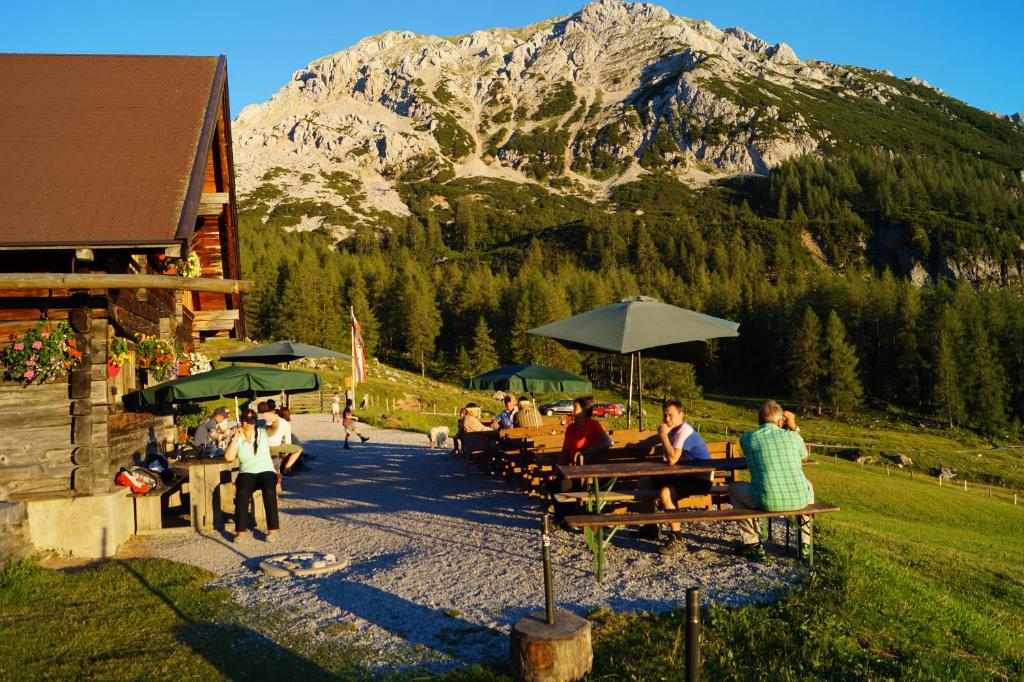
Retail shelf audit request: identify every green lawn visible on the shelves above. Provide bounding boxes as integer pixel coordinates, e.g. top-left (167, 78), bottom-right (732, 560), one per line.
top-left (591, 456), bottom-right (1024, 680)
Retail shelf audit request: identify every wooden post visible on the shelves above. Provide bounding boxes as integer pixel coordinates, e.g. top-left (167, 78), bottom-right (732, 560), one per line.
top-left (939, 476), bottom-right (942, 487)
top-left (964, 478), bottom-right (967, 492)
top-left (510, 611), bottom-right (592, 682)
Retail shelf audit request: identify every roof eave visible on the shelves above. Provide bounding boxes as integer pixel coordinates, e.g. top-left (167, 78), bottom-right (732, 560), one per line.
top-left (175, 54), bottom-right (228, 244)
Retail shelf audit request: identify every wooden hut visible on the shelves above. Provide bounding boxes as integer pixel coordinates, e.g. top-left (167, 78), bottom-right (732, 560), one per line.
top-left (0, 54), bottom-right (250, 560)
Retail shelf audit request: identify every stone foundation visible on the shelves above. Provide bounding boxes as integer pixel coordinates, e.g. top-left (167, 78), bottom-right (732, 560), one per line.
top-left (26, 488), bottom-right (134, 559)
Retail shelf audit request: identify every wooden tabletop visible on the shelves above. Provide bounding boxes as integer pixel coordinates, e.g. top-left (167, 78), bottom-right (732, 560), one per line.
top-left (557, 460), bottom-right (720, 479)
top-left (557, 456), bottom-right (815, 479)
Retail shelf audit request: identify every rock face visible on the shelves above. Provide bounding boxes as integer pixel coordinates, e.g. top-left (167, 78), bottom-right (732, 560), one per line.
top-left (233, 0), bottom-right (1022, 253)
top-left (1009, 112), bottom-right (1024, 126)
top-left (233, 0), bottom-right (927, 237)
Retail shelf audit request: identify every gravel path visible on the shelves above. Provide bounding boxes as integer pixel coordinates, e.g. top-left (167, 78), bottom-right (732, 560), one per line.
top-left (143, 413), bottom-right (804, 673)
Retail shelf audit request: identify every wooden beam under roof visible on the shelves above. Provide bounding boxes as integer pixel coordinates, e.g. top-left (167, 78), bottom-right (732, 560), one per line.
top-left (0, 273), bottom-right (252, 294)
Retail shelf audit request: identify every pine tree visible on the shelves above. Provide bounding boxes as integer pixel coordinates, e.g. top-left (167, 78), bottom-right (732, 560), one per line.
top-left (397, 267), bottom-right (441, 376)
top-left (789, 307), bottom-right (823, 414)
top-left (454, 345), bottom-right (474, 381)
top-left (470, 315), bottom-right (498, 370)
top-left (454, 197), bottom-right (479, 251)
top-left (964, 321), bottom-right (1008, 436)
top-left (932, 311), bottom-right (966, 429)
top-left (822, 311), bottom-right (862, 415)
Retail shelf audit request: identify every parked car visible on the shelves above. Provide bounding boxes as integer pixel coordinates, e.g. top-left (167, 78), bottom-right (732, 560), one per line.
top-left (591, 403), bottom-right (626, 418)
top-left (538, 399), bottom-right (574, 417)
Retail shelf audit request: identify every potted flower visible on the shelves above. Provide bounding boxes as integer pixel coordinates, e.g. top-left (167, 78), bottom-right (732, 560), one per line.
top-left (2, 321), bottom-right (82, 385)
top-left (107, 337), bottom-right (134, 377)
top-left (135, 335), bottom-right (179, 382)
top-left (185, 350), bottom-right (213, 374)
top-left (175, 251), bottom-right (202, 278)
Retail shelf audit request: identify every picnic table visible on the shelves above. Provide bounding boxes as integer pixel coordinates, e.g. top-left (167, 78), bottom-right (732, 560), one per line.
top-left (178, 457), bottom-right (279, 531)
top-left (558, 457), bottom-right (817, 581)
top-left (557, 460), bottom-right (719, 581)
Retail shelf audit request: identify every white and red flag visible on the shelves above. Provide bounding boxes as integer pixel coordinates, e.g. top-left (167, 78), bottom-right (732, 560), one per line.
top-left (351, 309), bottom-right (366, 383)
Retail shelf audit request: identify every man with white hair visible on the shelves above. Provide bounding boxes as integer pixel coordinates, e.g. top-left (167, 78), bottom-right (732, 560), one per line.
top-left (729, 400), bottom-right (814, 561)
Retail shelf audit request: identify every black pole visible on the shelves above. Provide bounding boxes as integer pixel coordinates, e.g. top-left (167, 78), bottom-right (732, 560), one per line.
top-left (686, 587), bottom-right (701, 682)
top-left (542, 514), bottom-right (555, 625)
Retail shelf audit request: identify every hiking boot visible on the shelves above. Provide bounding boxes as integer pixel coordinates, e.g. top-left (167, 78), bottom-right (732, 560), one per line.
top-left (360, 435), bottom-right (370, 443)
top-left (737, 542), bottom-right (768, 561)
top-left (657, 534), bottom-right (687, 556)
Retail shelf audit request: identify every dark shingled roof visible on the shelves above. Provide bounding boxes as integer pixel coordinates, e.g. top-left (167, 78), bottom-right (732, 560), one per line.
top-left (0, 54), bottom-right (220, 247)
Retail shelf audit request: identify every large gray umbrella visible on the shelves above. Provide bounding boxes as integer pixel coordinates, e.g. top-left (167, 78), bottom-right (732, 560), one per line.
top-left (220, 340), bottom-right (350, 364)
top-left (528, 296), bottom-right (739, 428)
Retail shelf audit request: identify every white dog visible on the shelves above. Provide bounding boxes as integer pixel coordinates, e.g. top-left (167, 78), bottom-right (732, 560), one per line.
top-left (427, 426), bottom-right (449, 449)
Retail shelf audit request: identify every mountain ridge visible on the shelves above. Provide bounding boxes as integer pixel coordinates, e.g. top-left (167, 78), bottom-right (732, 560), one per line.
top-left (232, 0), bottom-right (1024, 248)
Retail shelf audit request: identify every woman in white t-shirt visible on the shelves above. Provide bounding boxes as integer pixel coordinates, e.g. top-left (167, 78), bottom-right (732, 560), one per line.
top-left (259, 403), bottom-right (303, 478)
top-left (331, 392), bottom-right (341, 423)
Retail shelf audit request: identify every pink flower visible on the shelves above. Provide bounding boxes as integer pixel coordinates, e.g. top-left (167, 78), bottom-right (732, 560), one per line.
top-left (13, 342), bottom-right (23, 350)
top-left (26, 357), bottom-right (36, 366)
top-left (22, 370), bottom-right (35, 380)
top-left (31, 341), bottom-right (43, 350)
top-left (41, 332), bottom-right (50, 339)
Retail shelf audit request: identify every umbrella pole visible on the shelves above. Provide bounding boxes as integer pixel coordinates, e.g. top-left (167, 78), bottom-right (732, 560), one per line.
top-left (626, 353), bottom-right (635, 429)
top-left (638, 351), bottom-right (644, 431)
top-left (234, 396), bottom-right (239, 422)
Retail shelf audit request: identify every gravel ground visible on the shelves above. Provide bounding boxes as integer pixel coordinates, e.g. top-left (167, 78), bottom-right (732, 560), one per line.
top-left (143, 413), bottom-right (805, 673)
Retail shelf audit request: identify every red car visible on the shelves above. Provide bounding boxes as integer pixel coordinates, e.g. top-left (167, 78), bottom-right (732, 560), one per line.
top-left (591, 403), bottom-right (625, 418)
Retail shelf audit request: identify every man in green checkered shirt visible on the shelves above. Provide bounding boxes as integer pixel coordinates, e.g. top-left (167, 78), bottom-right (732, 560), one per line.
top-left (730, 400), bottom-right (813, 559)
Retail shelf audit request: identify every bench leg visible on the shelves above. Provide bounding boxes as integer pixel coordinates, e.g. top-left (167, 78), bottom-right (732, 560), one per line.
top-left (798, 515), bottom-right (815, 567)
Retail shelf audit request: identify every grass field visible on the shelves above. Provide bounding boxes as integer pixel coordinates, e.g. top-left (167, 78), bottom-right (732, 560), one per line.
top-left (4, 452), bottom-right (1021, 680)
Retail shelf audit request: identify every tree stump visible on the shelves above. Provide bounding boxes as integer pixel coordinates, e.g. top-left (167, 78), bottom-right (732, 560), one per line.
top-left (510, 610), bottom-right (592, 682)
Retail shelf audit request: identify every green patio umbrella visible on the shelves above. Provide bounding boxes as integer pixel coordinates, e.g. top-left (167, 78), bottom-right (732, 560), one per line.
top-left (467, 364), bottom-right (592, 394)
top-left (123, 365), bottom-right (321, 410)
top-left (219, 340), bottom-right (350, 364)
top-left (528, 296), bottom-right (739, 428)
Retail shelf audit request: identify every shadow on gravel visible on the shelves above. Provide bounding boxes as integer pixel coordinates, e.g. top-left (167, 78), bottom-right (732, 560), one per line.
top-left (314, 576), bottom-right (506, 667)
top-left (281, 438), bottom-right (541, 533)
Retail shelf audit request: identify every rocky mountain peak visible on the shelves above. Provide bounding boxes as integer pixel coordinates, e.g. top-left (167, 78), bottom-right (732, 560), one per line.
top-left (231, 1), bottom-right (979, 240)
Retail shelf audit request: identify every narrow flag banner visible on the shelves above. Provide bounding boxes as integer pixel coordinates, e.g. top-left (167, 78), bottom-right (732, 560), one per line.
top-left (352, 310), bottom-right (366, 383)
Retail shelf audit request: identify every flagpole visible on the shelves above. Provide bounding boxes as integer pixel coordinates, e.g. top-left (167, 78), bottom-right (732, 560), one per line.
top-left (350, 306), bottom-right (357, 409)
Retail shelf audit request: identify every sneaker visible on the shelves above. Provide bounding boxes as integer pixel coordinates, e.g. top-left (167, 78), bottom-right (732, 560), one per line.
top-left (736, 542), bottom-right (768, 561)
top-left (657, 535), bottom-right (687, 556)
top-left (360, 436), bottom-right (370, 443)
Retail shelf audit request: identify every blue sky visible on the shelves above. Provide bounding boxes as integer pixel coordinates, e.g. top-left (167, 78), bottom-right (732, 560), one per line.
top-left (3, 1), bottom-right (1021, 117)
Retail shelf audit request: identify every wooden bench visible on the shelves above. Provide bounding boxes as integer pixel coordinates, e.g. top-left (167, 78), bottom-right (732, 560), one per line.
top-left (565, 502), bottom-right (840, 578)
top-left (131, 470), bottom-right (189, 534)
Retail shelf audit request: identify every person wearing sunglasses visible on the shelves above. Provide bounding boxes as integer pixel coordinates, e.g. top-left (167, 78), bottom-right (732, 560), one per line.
top-left (224, 406), bottom-right (280, 542)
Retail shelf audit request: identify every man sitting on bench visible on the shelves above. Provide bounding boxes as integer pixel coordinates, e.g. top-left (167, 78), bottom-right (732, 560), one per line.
top-left (730, 400), bottom-right (813, 561)
top-left (653, 400), bottom-right (713, 556)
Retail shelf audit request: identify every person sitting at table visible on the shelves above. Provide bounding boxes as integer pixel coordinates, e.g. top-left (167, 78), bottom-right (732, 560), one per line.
top-left (730, 400), bottom-right (814, 561)
top-left (653, 400), bottom-right (713, 556)
top-left (259, 402), bottom-right (303, 478)
top-left (194, 406), bottom-right (232, 457)
top-left (550, 397), bottom-right (614, 525)
top-left (492, 394), bottom-right (518, 429)
top-left (513, 396), bottom-right (544, 429)
top-left (224, 407), bottom-right (279, 542)
top-left (460, 403), bottom-right (493, 433)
